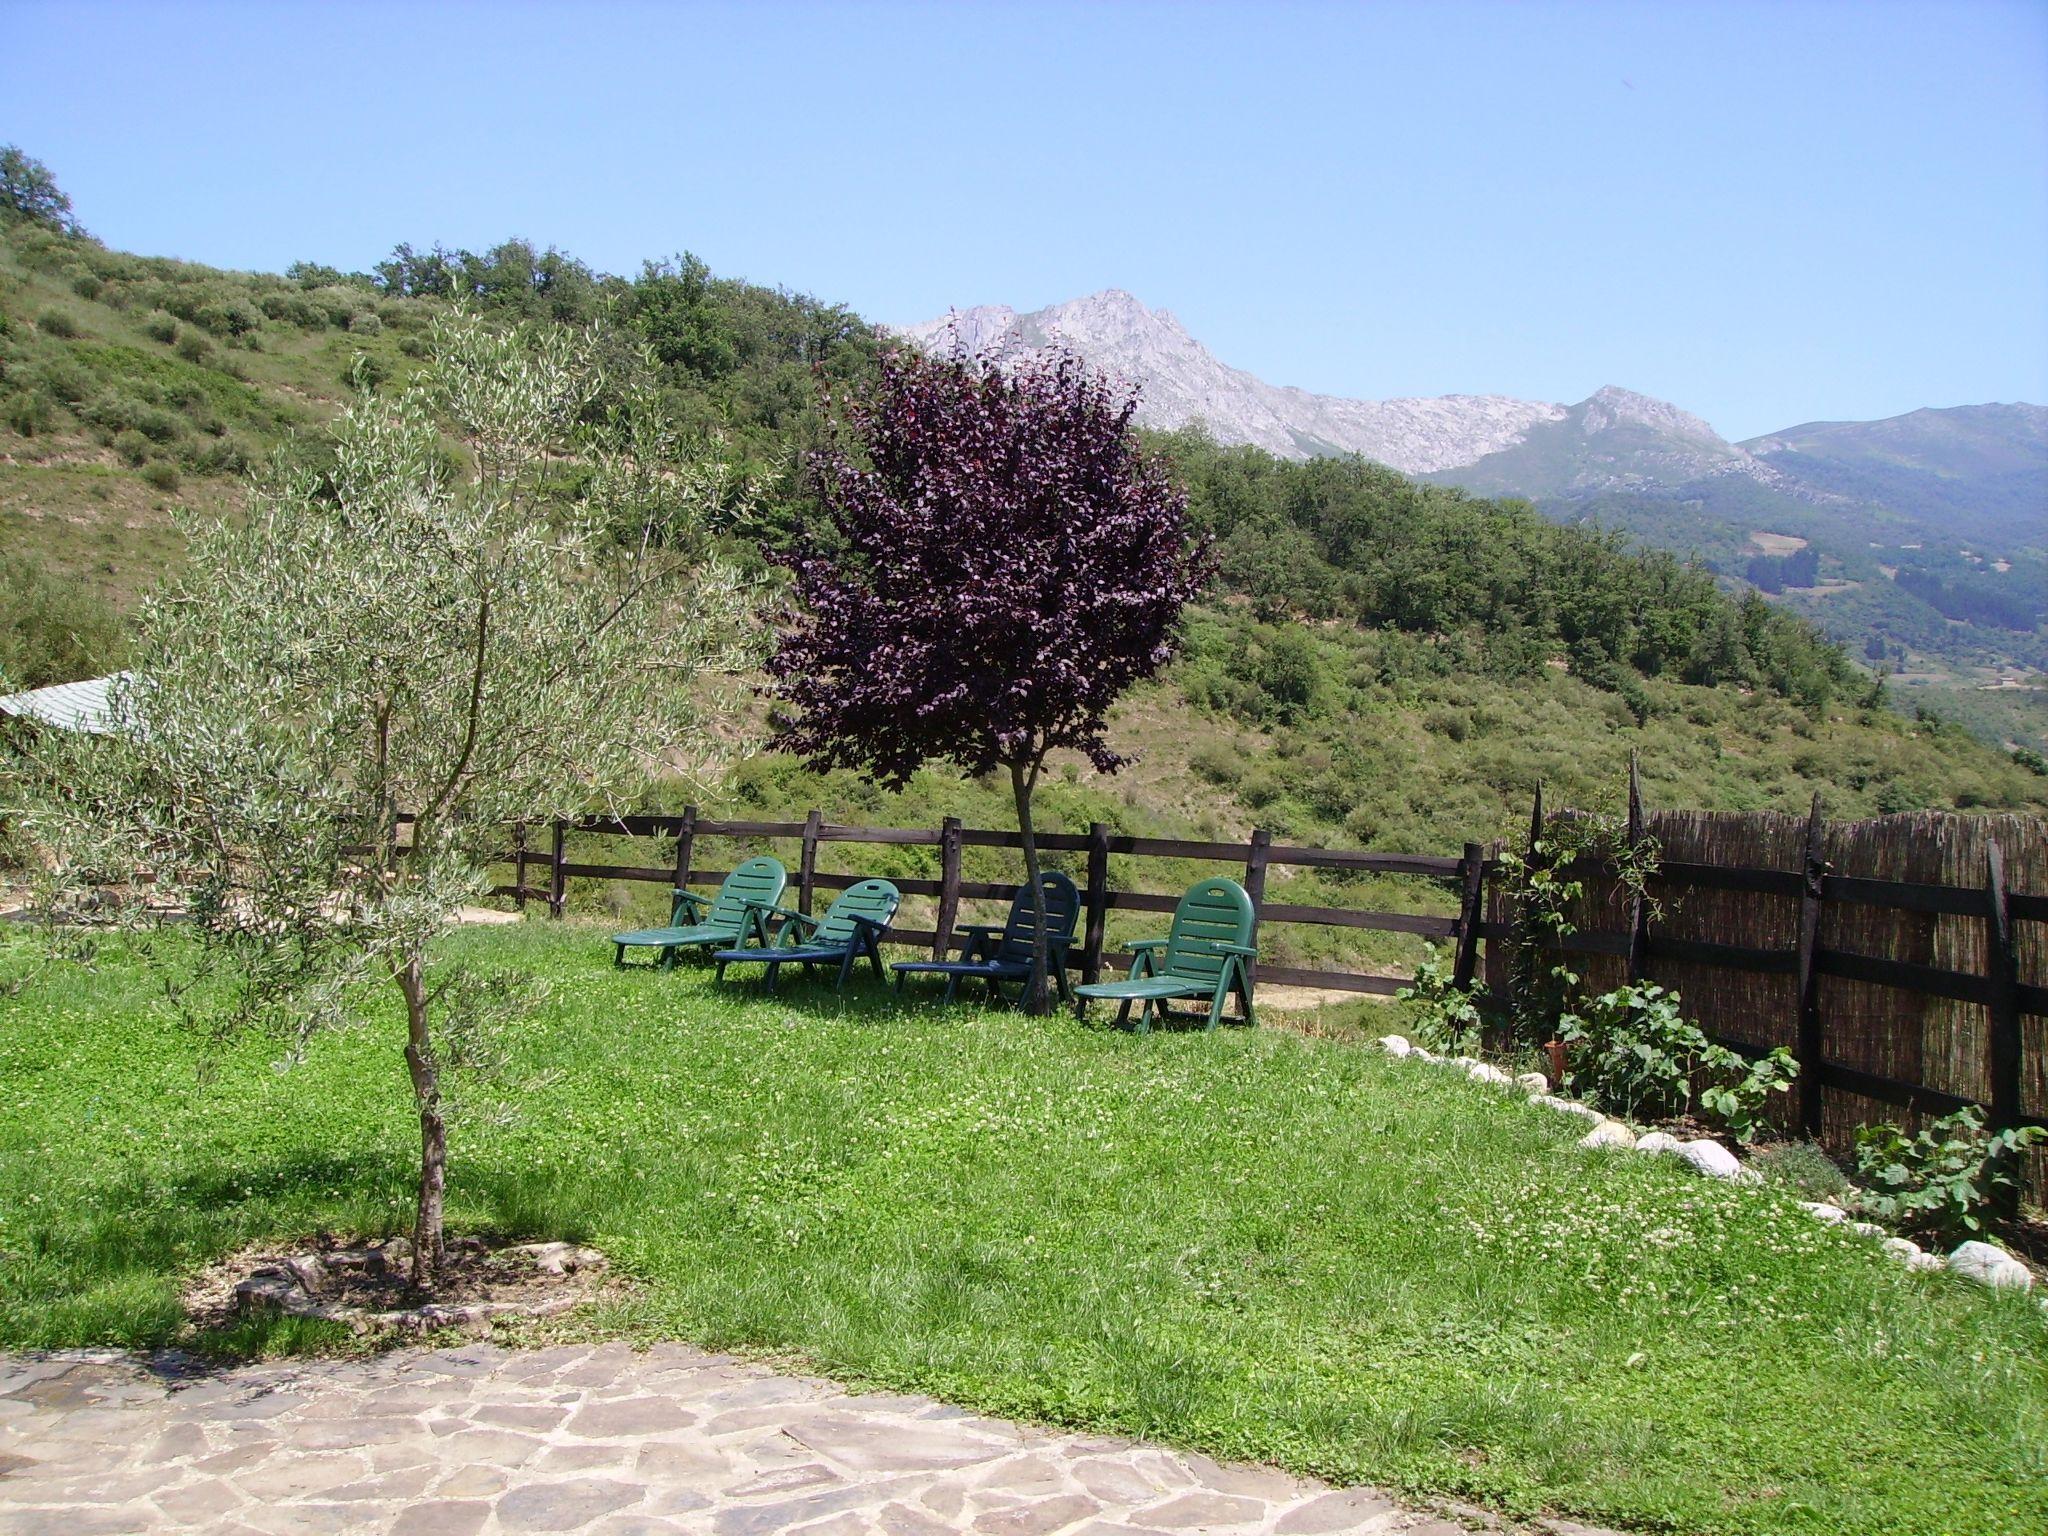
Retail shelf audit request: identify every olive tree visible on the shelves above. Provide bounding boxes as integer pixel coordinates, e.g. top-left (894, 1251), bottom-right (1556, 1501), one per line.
top-left (3, 314), bottom-right (758, 1284)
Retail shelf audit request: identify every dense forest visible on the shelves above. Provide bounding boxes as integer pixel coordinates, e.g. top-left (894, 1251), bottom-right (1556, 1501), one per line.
top-left (4, 149), bottom-right (2044, 849)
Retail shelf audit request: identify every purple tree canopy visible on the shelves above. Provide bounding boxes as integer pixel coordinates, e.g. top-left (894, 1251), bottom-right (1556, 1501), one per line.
top-left (768, 345), bottom-right (1212, 786)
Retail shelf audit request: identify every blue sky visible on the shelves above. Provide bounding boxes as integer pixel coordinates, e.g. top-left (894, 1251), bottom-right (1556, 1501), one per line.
top-left (9, 0), bottom-right (2045, 439)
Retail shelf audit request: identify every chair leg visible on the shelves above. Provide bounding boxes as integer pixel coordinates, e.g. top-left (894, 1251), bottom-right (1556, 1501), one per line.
top-left (1113, 997), bottom-right (1133, 1031)
top-left (613, 944), bottom-right (625, 968)
top-left (1238, 969), bottom-right (1257, 1028)
top-left (762, 961), bottom-right (781, 994)
top-left (1206, 983), bottom-right (1227, 1031)
top-left (836, 951), bottom-right (857, 991)
top-left (715, 959), bottom-right (728, 982)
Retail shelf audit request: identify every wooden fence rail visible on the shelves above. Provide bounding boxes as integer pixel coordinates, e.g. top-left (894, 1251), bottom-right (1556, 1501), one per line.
top-left (431, 792), bottom-right (2048, 1146)
top-left (504, 807), bottom-right (1487, 1000)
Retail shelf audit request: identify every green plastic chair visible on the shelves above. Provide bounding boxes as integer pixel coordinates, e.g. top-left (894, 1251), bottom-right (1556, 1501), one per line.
top-left (1073, 877), bottom-right (1258, 1032)
top-left (712, 878), bottom-right (902, 993)
top-left (891, 871), bottom-right (1082, 1005)
top-left (610, 857), bottom-right (787, 969)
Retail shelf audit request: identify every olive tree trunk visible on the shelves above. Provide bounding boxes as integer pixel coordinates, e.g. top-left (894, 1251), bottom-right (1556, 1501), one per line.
top-left (395, 951), bottom-right (448, 1288)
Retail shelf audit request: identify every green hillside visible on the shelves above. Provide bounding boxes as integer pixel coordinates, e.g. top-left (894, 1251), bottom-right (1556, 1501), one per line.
top-left (4, 182), bottom-right (2044, 851)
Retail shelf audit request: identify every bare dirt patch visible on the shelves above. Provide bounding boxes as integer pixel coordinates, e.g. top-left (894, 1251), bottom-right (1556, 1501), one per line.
top-left (1747, 531), bottom-right (1809, 555)
top-left (185, 1234), bottom-right (613, 1337)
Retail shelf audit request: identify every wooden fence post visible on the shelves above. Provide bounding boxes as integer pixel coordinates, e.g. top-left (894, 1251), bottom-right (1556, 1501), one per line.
top-left (1082, 821), bottom-right (1110, 985)
top-left (548, 818), bottom-right (567, 920)
top-left (1624, 752), bottom-right (1651, 983)
top-left (798, 809), bottom-right (822, 916)
top-left (671, 804), bottom-right (698, 895)
top-left (1794, 792), bottom-right (1827, 1137)
top-left (1243, 827), bottom-right (1272, 986)
top-left (933, 816), bottom-right (963, 960)
top-left (1986, 839), bottom-right (2023, 1133)
top-left (512, 822), bottom-right (528, 913)
top-left (1452, 841), bottom-right (1486, 991)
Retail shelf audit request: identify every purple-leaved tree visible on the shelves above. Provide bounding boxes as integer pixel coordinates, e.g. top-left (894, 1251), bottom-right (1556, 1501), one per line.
top-left (768, 344), bottom-right (1211, 1011)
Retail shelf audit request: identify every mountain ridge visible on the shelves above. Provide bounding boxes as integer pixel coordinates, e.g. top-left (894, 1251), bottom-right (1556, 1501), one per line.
top-left (898, 290), bottom-right (2041, 517)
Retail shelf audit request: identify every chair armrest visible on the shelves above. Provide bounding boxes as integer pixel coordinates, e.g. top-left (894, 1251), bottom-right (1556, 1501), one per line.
top-left (955, 923), bottom-right (1002, 940)
top-left (1127, 938), bottom-right (1168, 953)
top-left (845, 913), bottom-right (892, 936)
top-left (745, 900), bottom-right (814, 947)
top-left (671, 888), bottom-right (709, 915)
top-left (1210, 942), bottom-right (1259, 957)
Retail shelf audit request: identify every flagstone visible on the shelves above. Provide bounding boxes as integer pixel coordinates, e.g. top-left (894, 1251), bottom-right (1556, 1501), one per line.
top-left (0, 1341), bottom-right (1624, 1536)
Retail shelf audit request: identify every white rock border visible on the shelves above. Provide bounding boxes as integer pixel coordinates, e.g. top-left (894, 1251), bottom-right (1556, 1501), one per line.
top-left (1368, 1033), bottom-right (2039, 1297)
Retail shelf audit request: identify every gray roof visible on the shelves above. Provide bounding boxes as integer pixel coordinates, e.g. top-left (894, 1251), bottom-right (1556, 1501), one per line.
top-left (0, 672), bottom-right (130, 735)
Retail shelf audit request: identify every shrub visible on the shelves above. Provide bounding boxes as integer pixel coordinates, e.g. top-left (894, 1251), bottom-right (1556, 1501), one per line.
top-left (35, 308), bottom-right (78, 338)
top-left (1854, 1107), bottom-right (2044, 1243)
top-left (111, 428), bottom-right (150, 465)
top-left (3, 388), bottom-right (55, 436)
top-left (0, 552), bottom-right (126, 689)
top-left (1751, 1140), bottom-right (1853, 1203)
top-left (140, 459), bottom-right (180, 492)
top-left (348, 351), bottom-right (391, 389)
top-left (347, 309), bottom-right (382, 335)
top-left (1560, 982), bottom-right (1797, 1138)
top-left (88, 393), bottom-right (184, 444)
top-left (257, 291), bottom-right (324, 328)
top-left (194, 299), bottom-right (257, 338)
top-left (183, 435), bottom-right (250, 476)
top-left (175, 330), bottom-right (214, 365)
top-left (36, 357), bottom-right (89, 404)
top-left (1394, 944), bottom-right (1483, 1054)
top-left (143, 312), bottom-right (179, 345)
top-left (69, 270), bottom-right (103, 301)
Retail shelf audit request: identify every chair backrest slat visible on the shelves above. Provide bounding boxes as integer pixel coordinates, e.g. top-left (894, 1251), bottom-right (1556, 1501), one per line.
top-left (707, 858), bottom-right (788, 929)
top-left (993, 872), bottom-right (1082, 967)
top-left (1162, 878), bottom-right (1256, 982)
top-left (813, 879), bottom-right (901, 947)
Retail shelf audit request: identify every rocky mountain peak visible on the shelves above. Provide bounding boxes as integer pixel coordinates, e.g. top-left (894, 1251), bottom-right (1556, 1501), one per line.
top-left (895, 292), bottom-right (1569, 473)
top-left (1581, 386), bottom-right (1726, 444)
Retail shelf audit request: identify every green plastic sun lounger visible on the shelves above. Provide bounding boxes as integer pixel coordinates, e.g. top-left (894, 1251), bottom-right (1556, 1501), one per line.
top-left (891, 871), bottom-right (1082, 1005)
top-left (712, 878), bottom-right (902, 993)
top-left (610, 857), bottom-right (787, 969)
top-left (1072, 876), bottom-right (1258, 1032)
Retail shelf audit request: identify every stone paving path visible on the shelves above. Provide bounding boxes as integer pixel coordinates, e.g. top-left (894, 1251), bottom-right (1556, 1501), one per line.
top-left (0, 1341), bottom-right (1622, 1536)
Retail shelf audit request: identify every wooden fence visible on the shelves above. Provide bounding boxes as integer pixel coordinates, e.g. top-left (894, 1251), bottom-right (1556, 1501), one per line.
top-left (499, 810), bottom-right (1490, 998)
top-left (487, 793), bottom-right (2046, 1146)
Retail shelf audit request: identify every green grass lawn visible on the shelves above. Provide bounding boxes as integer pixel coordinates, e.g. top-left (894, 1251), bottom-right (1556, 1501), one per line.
top-left (1, 921), bottom-right (2042, 1535)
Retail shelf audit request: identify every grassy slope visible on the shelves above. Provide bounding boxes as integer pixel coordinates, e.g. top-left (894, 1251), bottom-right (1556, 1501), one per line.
top-left (1, 922), bottom-right (2042, 1536)
top-left (0, 222), bottom-right (422, 608)
top-left (5, 219), bottom-right (2044, 852)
